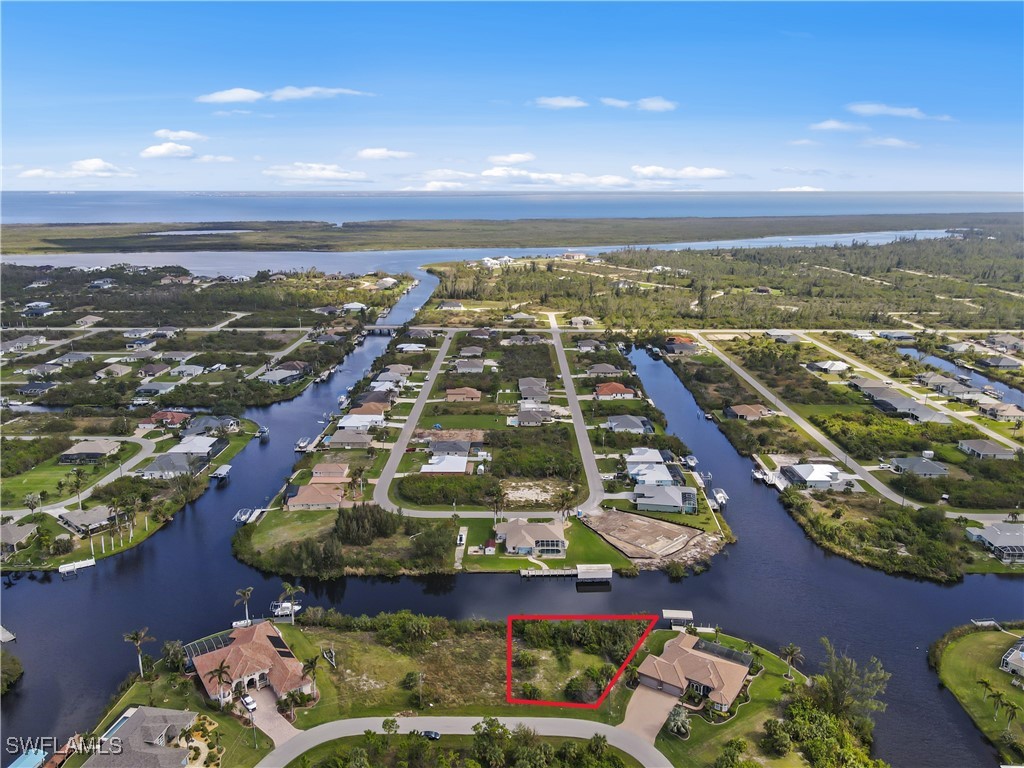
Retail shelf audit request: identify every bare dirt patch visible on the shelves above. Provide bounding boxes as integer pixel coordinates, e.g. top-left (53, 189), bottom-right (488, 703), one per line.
top-left (585, 508), bottom-right (703, 558)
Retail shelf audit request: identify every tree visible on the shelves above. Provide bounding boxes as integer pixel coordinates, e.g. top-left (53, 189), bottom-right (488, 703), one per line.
top-left (163, 640), bottom-right (186, 673)
top-left (235, 586), bottom-right (254, 624)
top-left (472, 717), bottom-right (511, 768)
top-left (811, 637), bottom-right (891, 722)
top-left (1004, 701), bottom-right (1021, 735)
top-left (22, 493), bottom-right (41, 515)
top-left (666, 704), bottom-right (691, 736)
top-left (760, 718), bottom-right (791, 756)
top-left (779, 643), bottom-right (804, 680)
top-left (587, 733), bottom-right (608, 757)
top-left (65, 467), bottom-right (88, 511)
top-left (123, 627), bottom-right (155, 678)
top-left (381, 717), bottom-right (399, 744)
top-left (302, 655), bottom-right (320, 698)
top-left (279, 581), bottom-right (305, 623)
top-left (485, 486), bottom-right (507, 523)
top-left (977, 678), bottom-right (994, 702)
top-left (205, 660), bottom-right (232, 708)
top-left (992, 690), bottom-right (1007, 720)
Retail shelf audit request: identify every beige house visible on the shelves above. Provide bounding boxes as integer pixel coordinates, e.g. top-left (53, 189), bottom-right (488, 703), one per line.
top-left (723, 404), bottom-right (771, 421)
top-left (311, 463), bottom-right (350, 483)
top-left (95, 363), bottom-right (132, 379)
top-left (446, 386), bottom-right (482, 403)
top-left (637, 633), bottom-right (752, 712)
top-left (494, 518), bottom-right (567, 557)
top-left (286, 484), bottom-right (345, 511)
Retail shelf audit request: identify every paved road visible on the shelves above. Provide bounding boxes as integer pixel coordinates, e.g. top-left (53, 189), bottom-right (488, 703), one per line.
top-left (548, 315), bottom-right (604, 512)
top-left (1, 435), bottom-right (158, 521)
top-left (689, 331), bottom-right (921, 509)
top-left (799, 332), bottom-right (1023, 451)
top-left (254, 715), bottom-right (672, 768)
top-left (246, 331), bottom-right (312, 380)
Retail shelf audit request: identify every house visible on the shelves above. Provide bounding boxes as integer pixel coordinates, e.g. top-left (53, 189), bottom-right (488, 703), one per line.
top-left (494, 518), bottom-right (567, 557)
top-left (846, 377), bottom-right (880, 392)
top-left (455, 359), bottom-right (485, 374)
top-left (325, 431), bottom-right (373, 449)
top-left (665, 342), bottom-right (700, 355)
top-left (958, 439), bottom-right (1017, 460)
top-left (506, 312), bottom-right (536, 322)
top-left (315, 333), bottom-right (345, 344)
top-left (278, 361), bottom-right (312, 374)
top-left (636, 485), bottom-right (698, 514)
top-left (1, 334), bottom-right (47, 353)
top-left (16, 381), bottom-right (58, 397)
top-left (467, 328), bottom-right (495, 340)
top-left (259, 369), bottom-right (305, 386)
top-left (376, 277), bottom-right (399, 289)
top-left (629, 463), bottom-right (675, 486)
top-left (140, 410), bottom-right (191, 428)
top-left (95, 363), bottom-right (132, 379)
top-left (80, 706), bottom-right (197, 768)
top-left (1, 522), bottom-right (38, 560)
top-left (170, 364), bottom-right (204, 378)
top-left (314, 305), bottom-right (343, 316)
top-left (152, 326), bottom-right (181, 339)
top-left (604, 415), bottom-right (654, 434)
top-left (446, 386), bottom-right (482, 403)
top-left (637, 633), bottom-right (752, 713)
top-left (135, 381), bottom-right (177, 397)
top-left (59, 439), bottom-right (120, 464)
top-left (966, 524), bottom-right (1024, 564)
top-left (139, 363), bottom-right (171, 378)
top-left (595, 382), bottom-right (636, 400)
top-left (420, 455), bottom-right (469, 474)
top-left (504, 334), bottom-right (545, 346)
top-left (407, 328), bottom-right (434, 340)
top-left (459, 346), bottom-right (484, 358)
top-left (286, 483), bottom-right (345, 511)
top-left (978, 403), bottom-right (1024, 422)
top-left (980, 355), bottom-right (1021, 370)
top-left (343, 302), bottom-right (368, 313)
top-left (191, 622), bottom-right (312, 706)
top-left (570, 316), bottom-right (595, 328)
top-left (576, 339), bottom-right (603, 353)
top-left (515, 410), bottom-right (548, 427)
top-left (439, 300), bottom-right (465, 310)
top-left (519, 386), bottom-right (550, 403)
top-left (396, 343), bottom-right (426, 353)
top-left (57, 505), bottom-right (116, 535)
top-left (123, 329), bottom-right (155, 339)
top-left (50, 351), bottom-right (93, 367)
top-left (160, 275), bottom-right (195, 285)
top-left (385, 364), bottom-right (414, 376)
top-left (311, 463), bottom-right (350, 483)
top-left (987, 334), bottom-right (1024, 352)
top-left (337, 414), bottom-right (384, 431)
top-left (808, 360), bottom-right (850, 374)
top-left (562, 251), bottom-right (588, 261)
top-left (349, 402), bottom-right (390, 417)
top-left (23, 301), bottom-right (54, 317)
top-left (124, 349), bottom-right (158, 362)
top-left (125, 338), bottom-right (157, 351)
top-left (1000, 639), bottom-right (1024, 676)
top-left (136, 453), bottom-right (193, 480)
top-left (181, 415), bottom-right (239, 437)
top-left (22, 363), bottom-right (62, 378)
top-left (168, 434), bottom-right (226, 461)
top-left (781, 463), bottom-right (843, 490)
top-left (916, 372), bottom-right (956, 389)
top-left (891, 457), bottom-right (949, 478)
top-left (942, 342), bottom-right (975, 354)
top-left (357, 390), bottom-right (397, 406)
top-left (429, 440), bottom-right (472, 457)
top-left (88, 278), bottom-right (117, 290)
top-left (588, 363), bottom-right (621, 377)
top-left (723, 404), bottom-right (771, 421)
top-left (878, 330), bottom-right (915, 342)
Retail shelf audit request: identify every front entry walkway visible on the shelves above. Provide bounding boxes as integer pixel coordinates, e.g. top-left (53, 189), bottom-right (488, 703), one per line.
top-left (620, 685), bottom-right (679, 744)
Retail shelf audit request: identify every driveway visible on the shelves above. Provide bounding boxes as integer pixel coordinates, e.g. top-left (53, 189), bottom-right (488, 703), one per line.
top-left (248, 686), bottom-right (300, 746)
top-left (620, 685), bottom-right (679, 744)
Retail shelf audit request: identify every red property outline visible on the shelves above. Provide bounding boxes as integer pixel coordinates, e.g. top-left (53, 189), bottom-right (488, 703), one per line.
top-left (506, 613), bottom-right (659, 708)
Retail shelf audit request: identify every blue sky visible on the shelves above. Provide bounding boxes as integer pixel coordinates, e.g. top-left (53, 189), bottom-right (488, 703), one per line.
top-left (3, 2), bottom-right (1021, 192)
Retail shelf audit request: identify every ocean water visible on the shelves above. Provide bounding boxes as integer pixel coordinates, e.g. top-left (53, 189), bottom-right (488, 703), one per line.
top-left (2, 191), bottom-right (1021, 224)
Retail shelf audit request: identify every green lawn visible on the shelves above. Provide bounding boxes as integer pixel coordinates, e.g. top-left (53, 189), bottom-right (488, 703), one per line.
top-left (0, 442), bottom-right (142, 510)
top-left (61, 660), bottom-right (273, 768)
top-left (936, 630), bottom-right (1024, 762)
top-left (250, 508), bottom-right (338, 550)
top-left (462, 518), bottom-right (633, 572)
top-left (419, 413), bottom-right (508, 430)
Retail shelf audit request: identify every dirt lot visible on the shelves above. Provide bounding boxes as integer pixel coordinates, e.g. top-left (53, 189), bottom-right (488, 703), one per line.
top-left (411, 428), bottom-right (485, 443)
top-left (584, 508), bottom-right (706, 559)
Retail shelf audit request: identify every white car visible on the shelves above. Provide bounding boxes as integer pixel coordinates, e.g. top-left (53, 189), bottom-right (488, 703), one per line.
top-left (240, 694), bottom-right (257, 713)
top-left (878, 463), bottom-right (892, 471)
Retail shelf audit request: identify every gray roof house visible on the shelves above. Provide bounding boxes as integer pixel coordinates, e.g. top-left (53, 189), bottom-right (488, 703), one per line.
top-left (170, 364), bottom-right (204, 378)
top-left (958, 439), bottom-right (1017, 460)
top-left (588, 363), bottom-right (621, 376)
top-left (577, 339), bottom-right (603, 353)
top-left (182, 415), bottom-right (239, 437)
top-left (58, 505), bottom-right (116, 534)
top-left (967, 524), bottom-right (1024, 564)
top-left (981, 355), bottom-right (1021, 370)
top-left (459, 346), bottom-right (484, 357)
top-left (429, 440), bottom-right (472, 457)
top-left (16, 381), bottom-right (58, 396)
top-left (455, 359), bottom-right (485, 374)
top-left (50, 351), bottom-right (94, 367)
top-left (636, 485), bottom-right (698, 514)
top-left (135, 381), bottom-right (177, 397)
top-left (604, 415), bottom-right (654, 434)
top-left (137, 453), bottom-right (194, 479)
top-left (82, 706), bottom-right (196, 768)
top-left (891, 457), bottom-right (949, 478)
top-left (519, 386), bottom-right (550, 403)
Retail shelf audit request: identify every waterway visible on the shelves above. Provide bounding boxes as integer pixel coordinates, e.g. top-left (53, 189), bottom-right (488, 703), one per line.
top-left (1, 259), bottom-right (1020, 768)
top-left (898, 347), bottom-right (1024, 408)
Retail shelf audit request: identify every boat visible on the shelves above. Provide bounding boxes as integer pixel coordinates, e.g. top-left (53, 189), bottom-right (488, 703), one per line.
top-left (982, 386), bottom-right (1002, 399)
top-left (210, 465), bottom-right (231, 482)
top-left (751, 468), bottom-right (765, 481)
top-left (231, 619), bottom-right (253, 628)
top-left (233, 508), bottom-right (254, 523)
top-left (650, 347), bottom-right (662, 358)
top-left (713, 488), bottom-right (730, 507)
top-left (337, 395), bottom-right (349, 408)
top-left (256, 425), bottom-right (270, 441)
top-left (684, 455), bottom-right (699, 468)
top-left (270, 600), bottom-right (302, 617)
top-left (295, 437), bottom-right (311, 451)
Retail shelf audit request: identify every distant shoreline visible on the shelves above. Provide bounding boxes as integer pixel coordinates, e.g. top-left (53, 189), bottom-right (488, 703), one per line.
top-left (3, 211), bottom-right (1021, 255)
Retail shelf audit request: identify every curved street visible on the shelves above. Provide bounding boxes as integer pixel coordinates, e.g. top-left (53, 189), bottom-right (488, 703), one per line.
top-left (254, 715), bottom-right (672, 768)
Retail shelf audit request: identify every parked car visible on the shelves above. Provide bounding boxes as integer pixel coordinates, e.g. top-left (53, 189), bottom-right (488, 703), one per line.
top-left (878, 463), bottom-right (892, 470)
top-left (423, 731), bottom-right (441, 741)
top-left (241, 694), bottom-right (257, 712)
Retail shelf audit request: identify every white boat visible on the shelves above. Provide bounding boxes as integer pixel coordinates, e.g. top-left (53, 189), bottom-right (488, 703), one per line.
top-left (713, 488), bottom-right (730, 506)
top-left (232, 619), bottom-right (253, 628)
top-left (233, 508), bottom-right (254, 523)
top-left (704, 411), bottom-right (714, 420)
top-left (295, 437), bottom-right (311, 451)
top-left (256, 425), bottom-right (270, 441)
top-left (270, 601), bottom-right (302, 617)
top-left (684, 455), bottom-right (699, 468)
top-left (210, 465), bottom-right (231, 481)
top-left (337, 395), bottom-right (349, 408)
top-left (751, 468), bottom-right (765, 481)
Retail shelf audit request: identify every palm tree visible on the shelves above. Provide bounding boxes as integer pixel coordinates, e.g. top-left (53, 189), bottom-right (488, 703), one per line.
top-left (22, 493), bottom-right (41, 516)
top-left (302, 655), bottom-right (320, 698)
top-left (623, 663), bottom-right (640, 687)
top-left (123, 627), bottom-right (155, 678)
top-left (205, 660), bottom-right (233, 709)
top-left (235, 587), bottom-right (254, 624)
top-left (779, 643), bottom-right (804, 680)
top-left (279, 582), bottom-right (305, 623)
top-left (713, 624), bottom-right (721, 643)
top-left (1003, 701), bottom-right (1021, 735)
top-left (977, 678), bottom-right (994, 702)
top-left (65, 467), bottom-right (88, 511)
top-left (992, 691), bottom-right (1007, 720)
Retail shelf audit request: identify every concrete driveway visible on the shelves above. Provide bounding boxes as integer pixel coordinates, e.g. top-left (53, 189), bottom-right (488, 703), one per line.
top-left (247, 686), bottom-right (300, 746)
top-left (620, 685), bottom-right (679, 744)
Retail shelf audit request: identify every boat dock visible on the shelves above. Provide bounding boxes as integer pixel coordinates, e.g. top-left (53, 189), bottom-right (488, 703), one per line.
top-left (58, 558), bottom-right (96, 576)
top-left (210, 464), bottom-right (231, 481)
top-left (0, 625), bottom-right (15, 643)
top-left (518, 563), bottom-right (613, 582)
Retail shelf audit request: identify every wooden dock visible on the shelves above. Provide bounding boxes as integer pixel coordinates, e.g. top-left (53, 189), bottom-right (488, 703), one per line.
top-left (58, 558), bottom-right (96, 575)
top-left (519, 567), bottom-right (577, 577)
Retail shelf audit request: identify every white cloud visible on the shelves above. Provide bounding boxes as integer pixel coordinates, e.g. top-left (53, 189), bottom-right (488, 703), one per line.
top-left (140, 142), bottom-right (194, 159)
top-left (419, 169), bottom-right (477, 181)
top-left (773, 186), bottom-right (825, 192)
top-left (481, 165), bottom-right (631, 188)
top-left (262, 162), bottom-right (368, 183)
top-left (196, 155), bottom-right (236, 163)
top-left (356, 147), bottom-right (414, 160)
top-left (154, 129), bottom-right (207, 141)
top-left (213, 109), bottom-right (252, 117)
top-left (196, 87), bottom-right (265, 103)
top-left (636, 96), bottom-right (677, 112)
top-left (846, 102), bottom-right (951, 121)
top-left (788, 138), bottom-right (819, 146)
top-left (631, 165), bottom-right (732, 180)
top-left (862, 137), bottom-right (920, 149)
top-left (600, 97), bottom-right (632, 109)
top-left (809, 119), bottom-right (869, 132)
top-left (534, 96), bottom-right (588, 109)
top-left (772, 167), bottom-right (830, 176)
top-left (407, 181), bottom-right (468, 191)
top-left (487, 152), bottom-right (535, 165)
top-left (270, 85), bottom-right (371, 101)
top-left (19, 158), bottom-right (135, 179)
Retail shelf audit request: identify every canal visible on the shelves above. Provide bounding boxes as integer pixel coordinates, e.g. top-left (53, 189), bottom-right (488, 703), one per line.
top-left (1, 265), bottom-right (1020, 768)
top-left (898, 347), bottom-right (1024, 408)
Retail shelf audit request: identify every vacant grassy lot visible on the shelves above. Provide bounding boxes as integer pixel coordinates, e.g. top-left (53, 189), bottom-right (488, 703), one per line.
top-left (0, 441), bottom-right (142, 509)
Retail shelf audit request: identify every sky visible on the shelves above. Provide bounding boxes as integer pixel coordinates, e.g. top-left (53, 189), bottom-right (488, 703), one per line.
top-left (2, 2), bottom-right (1022, 192)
